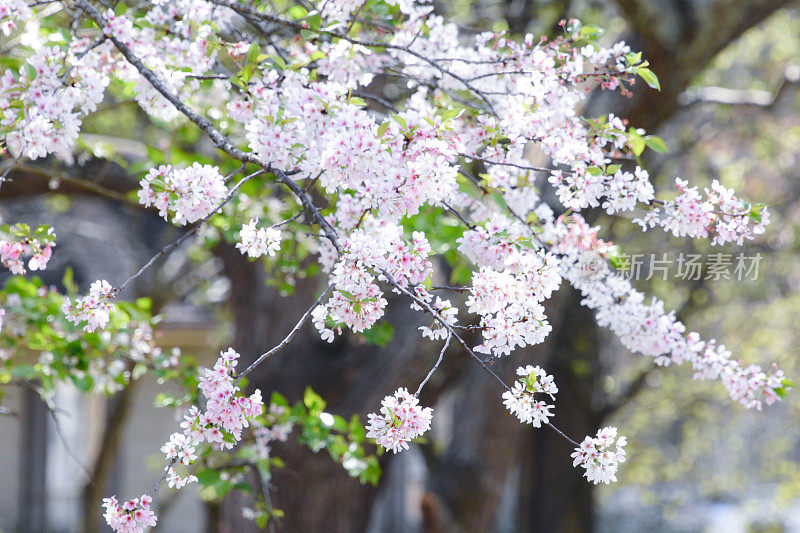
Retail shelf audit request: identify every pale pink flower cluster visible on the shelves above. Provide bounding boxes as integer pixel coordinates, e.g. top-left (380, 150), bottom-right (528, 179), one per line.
top-left (0, 0), bottom-right (31, 35)
top-left (160, 433), bottom-right (198, 488)
top-left (571, 426), bottom-right (627, 485)
top-left (101, 494), bottom-right (157, 533)
top-left (313, 103), bottom-right (459, 220)
top-left (466, 250), bottom-right (561, 356)
top-left (320, 0), bottom-right (363, 22)
top-left (180, 348), bottom-right (264, 448)
top-left (2, 48), bottom-right (85, 160)
top-left (457, 215), bottom-right (530, 270)
top-left (314, 224), bottom-right (434, 340)
top-left (635, 178), bottom-right (769, 246)
top-left (252, 403), bottom-right (292, 460)
top-left (417, 292), bottom-right (459, 340)
top-left (0, 238), bottom-right (54, 275)
top-left (321, 261), bottom-right (387, 335)
top-left (159, 348), bottom-right (263, 488)
top-left (138, 164), bottom-right (228, 225)
top-left (549, 165), bottom-right (654, 213)
top-left (366, 388), bottom-right (433, 453)
top-left (502, 365), bottom-right (558, 427)
top-left (556, 214), bottom-right (784, 409)
top-left (236, 218), bottom-right (282, 258)
top-left (62, 280), bottom-right (116, 333)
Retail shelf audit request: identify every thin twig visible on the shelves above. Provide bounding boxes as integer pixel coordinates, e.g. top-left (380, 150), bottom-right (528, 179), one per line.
top-left (235, 285), bottom-right (333, 384)
top-left (118, 169), bottom-right (264, 292)
top-left (415, 332), bottom-right (451, 396)
top-left (44, 398), bottom-right (93, 478)
top-left (458, 152), bottom-right (554, 173)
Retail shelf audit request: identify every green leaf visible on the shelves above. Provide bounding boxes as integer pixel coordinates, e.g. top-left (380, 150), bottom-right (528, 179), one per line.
top-left (624, 51), bottom-right (642, 65)
top-left (10, 222), bottom-right (30, 237)
top-left (70, 374), bottom-right (94, 392)
top-left (196, 469), bottom-right (220, 486)
top-left (749, 203), bottom-right (767, 223)
top-left (62, 267), bottom-right (78, 297)
top-left (586, 166), bottom-right (603, 176)
top-left (377, 121), bottom-right (390, 138)
top-left (525, 371), bottom-right (537, 392)
top-left (362, 321), bottom-right (394, 347)
top-left (10, 365), bottom-right (38, 380)
top-left (644, 135), bottom-right (668, 153)
top-left (135, 297), bottom-right (152, 312)
top-left (579, 26), bottom-right (603, 39)
top-left (288, 5), bottom-right (308, 19)
top-left (307, 12), bottom-right (322, 31)
top-left (303, 386), bottom-right (326, 414)
top-left (627, 131), bottom-right (646, 157)
top-left (776, 377), bottom-right (794, 399)
top-left (247, 43), bottom-right (261, 65)
top-left (637, 67), bottom-right (661, 91)
top-left (362, 457), bottom-right (382, 485)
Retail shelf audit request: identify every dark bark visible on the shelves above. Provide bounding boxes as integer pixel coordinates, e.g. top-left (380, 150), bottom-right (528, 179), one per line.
top-left (516, 290), bottom-right (601, 533)
top-left (610, 0), bottom-right (795, 130)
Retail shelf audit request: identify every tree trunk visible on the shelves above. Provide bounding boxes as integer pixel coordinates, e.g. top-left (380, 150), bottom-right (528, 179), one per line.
top-left (516, 290), bottom-right (601, 533)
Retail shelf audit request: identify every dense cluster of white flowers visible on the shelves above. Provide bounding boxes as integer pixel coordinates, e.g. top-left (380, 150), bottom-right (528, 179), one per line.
top-left (571, 427), bottom-right (627, 484)
top-left (502, 365), bottom-right (558, 427)
top-left (138, 163), bottom-right (228, 225)
top-left (101, 495), bottom-right (157, 533)
top-left (366, 387), bottom-right (433, 453)
top-left (236, 218), bottom-right (282, 258)
top-left (160, 348), bottom-right (263, 489)
top-left (62, 280), bottom-right (116, 333)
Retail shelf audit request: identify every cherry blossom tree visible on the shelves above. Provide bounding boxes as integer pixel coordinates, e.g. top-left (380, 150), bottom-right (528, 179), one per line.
top-left (0, 0), bottom-right (792, 531)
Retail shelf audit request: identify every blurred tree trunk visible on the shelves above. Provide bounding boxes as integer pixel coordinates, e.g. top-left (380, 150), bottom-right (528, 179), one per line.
top-left (515, 291), bottom-right (601, 533)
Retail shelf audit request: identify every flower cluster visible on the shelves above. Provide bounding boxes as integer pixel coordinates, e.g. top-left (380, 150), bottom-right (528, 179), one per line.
top-left (101, 494), bottom-right (157, 533)
top-left (571, 426), bottom-right (627, 485)
top-left (159, 433), bottom-right (198, 489)
top-left (314, 224), bottom-right (433, 340)
top-left (466, 250), bottom-right (561, 356)
top-left (635, 178), bottom-right (769, 246)
top-left (62, 280), bottom-right (116, 333)
top-left (0, 236), bottom-right (54, 275)
top-left (138, 164), bottom-right (228, 225)
top-left (236, 218), bottom-right (282, 258)
top-left (0, 0), bottom-right (31, 36)
top-left (160, 348), bottom-right (263, 487)
top-left (556, 214), bottom-right (785, 409)
top-left (252, 403), bottom-right (293, 460)
top-left (502, 365), bottom-right (558, 427)
top-left (366, 388), bottom-right (433, 453)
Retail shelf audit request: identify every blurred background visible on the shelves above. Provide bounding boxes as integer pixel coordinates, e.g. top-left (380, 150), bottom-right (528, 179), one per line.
top-left (1, 0), bottom-right (800, 531)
